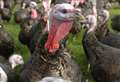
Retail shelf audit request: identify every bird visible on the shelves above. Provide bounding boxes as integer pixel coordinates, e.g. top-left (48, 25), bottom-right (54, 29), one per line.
top-left (18, 17), bottom-right (39, 46)
top-left (1, 8), bottom-right (12, 22)
top-left (82, 14), bottom-right (120, 82)
top-left (14, 9), bottom-right (29, 24)
top-left (111, 15), bottom-right (120, 31)
top-left (18, 4), bottom-right (46, 52)
top-left (96, 9), bottom-right (120, 49)
top-left (20, 3), bottom-right (86, 82)
top-left (17, 1), bottom-right (49, 53)
top-left (0, 54), bottom-right (24, 82)
top-left (0, 24), bottom-right (14, 59)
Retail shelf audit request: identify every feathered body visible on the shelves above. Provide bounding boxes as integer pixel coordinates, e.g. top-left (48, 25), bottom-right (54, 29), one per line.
top-left (82, 15), bottom-right (120, 82)
top-left (0, 25), bottom-right (14, 59)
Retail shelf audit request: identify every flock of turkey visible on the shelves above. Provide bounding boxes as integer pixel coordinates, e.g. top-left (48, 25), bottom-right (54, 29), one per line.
top-left (0, 0), bottom-right (120, 82)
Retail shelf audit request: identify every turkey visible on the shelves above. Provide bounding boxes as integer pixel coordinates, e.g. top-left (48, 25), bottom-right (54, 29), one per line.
top-left (28, 19), bottom-right (46, 53)
top-left (0, 54), bottom-right (24, 82)
top-left (19, 17), bottom-right (39, 46)
top-left (14, 9), bottom-right (29, 24)
top-left (82, 14), bottom-right (120, 82)
top-left (0, 0), bottom-right (14, 22)
top-left (96, 9), bottom-right (120, 48)
top-left (18, 1), bottom-right (45, 48)
top-left (1, 8), bottom-right (12, 22)
top-left (21, 0), bottom-right (38, 9)
top-left (0, 24), bottom-right (14, 59)
top-left (3, 0), bottom-right (15, 10)
top-left (20, 3), bottom-right (85, 82)
top-left (111, 15), bottom-right (120, 31)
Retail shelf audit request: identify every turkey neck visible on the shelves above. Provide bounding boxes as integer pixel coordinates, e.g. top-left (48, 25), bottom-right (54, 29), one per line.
top-left (83, 29), bottom-right (98, 63)
top-left (84, 30), bottom-right (100, 49)
top-left (83, 28), bottom-right (106, 63)
top-left (95, 20), bottom-right (108, 39)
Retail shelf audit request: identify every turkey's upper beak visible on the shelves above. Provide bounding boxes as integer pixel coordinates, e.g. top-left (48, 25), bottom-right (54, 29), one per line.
top-left (73, 8), bottom-right (86, 21)
top-left (73, 9), bottom-right (87, 29)
top-left (79, 14), bottom-right (86, 21)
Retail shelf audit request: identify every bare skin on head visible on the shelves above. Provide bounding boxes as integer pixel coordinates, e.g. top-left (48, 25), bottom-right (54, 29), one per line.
top-left (9, 54), bottom-right (24, 69)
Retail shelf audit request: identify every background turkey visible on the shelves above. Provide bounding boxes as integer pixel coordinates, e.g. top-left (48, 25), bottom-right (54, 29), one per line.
top-left (19, 17), bottom-right (39, 46)
top-left (0, 24), bottom-right (14, 59)
top-left (82, 14), bottom-right (120, 82)
top-left (14, 9), bottom-right (30, 24)
top-left (18, 3), bottom-right (46, 50)
top-left (0, 54), bottom-right (24, 82)
top-left (4, 0), bottom-right (15, 10)
top-left (95, 9), bottom-right (120, 48)
top-left (29, 19), bottom-right (46, 53)
top-left (111, 15), bottom-right (120, 31)
top-left (0, 0), bottom-right (16, 22)
top-left (1, 8), bottom-right (12, 22)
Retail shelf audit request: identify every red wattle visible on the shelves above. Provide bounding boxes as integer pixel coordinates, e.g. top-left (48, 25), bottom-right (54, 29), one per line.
top-left (31, 8), bottom-right (38, 19)
top-left (45, 18), bottom-right (73, 53)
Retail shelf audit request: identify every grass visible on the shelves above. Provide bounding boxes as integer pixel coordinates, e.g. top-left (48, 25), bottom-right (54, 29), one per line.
top-left (1, 5), bottom-right (120, 82)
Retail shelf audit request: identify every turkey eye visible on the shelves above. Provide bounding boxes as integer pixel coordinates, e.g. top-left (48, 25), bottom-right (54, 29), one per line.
top-left (61, 9), bottom-right (67, 13)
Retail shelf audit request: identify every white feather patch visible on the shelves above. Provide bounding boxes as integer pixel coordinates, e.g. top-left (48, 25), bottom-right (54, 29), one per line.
top-left (0, 67), bottom-right (7, 82)
top-left (38, 77), bottom-right (72, 82)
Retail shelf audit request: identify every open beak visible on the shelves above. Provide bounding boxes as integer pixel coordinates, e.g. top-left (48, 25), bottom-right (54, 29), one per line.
top-left (73, 9), bottom-right (88, 29)
top-left (73, 8), bottom-right (86, 21)
top-left (75, 12), bottom-right (86, 24)
top-left (79, 14), bottom-right (86, 21)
